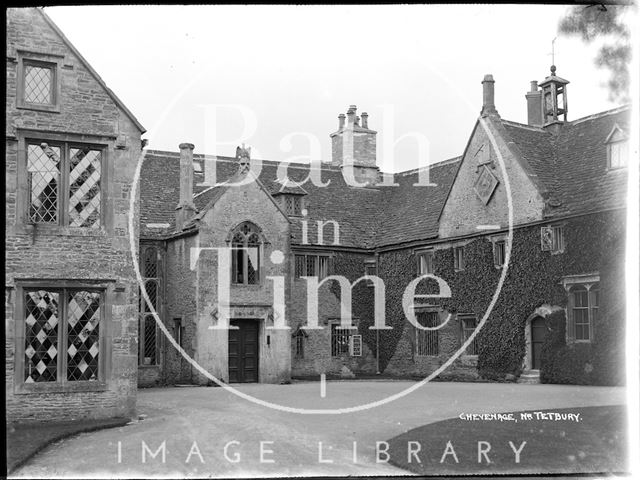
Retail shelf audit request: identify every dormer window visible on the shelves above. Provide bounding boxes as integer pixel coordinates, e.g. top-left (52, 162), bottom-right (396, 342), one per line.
top-left (277, 194), bottom-right (304, 216)
top-left (606, 125), bottom-right (629, 169)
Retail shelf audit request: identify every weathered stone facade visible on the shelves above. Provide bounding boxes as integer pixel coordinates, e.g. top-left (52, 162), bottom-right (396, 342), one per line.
top-left (136, 63), bottom-right (627, 386)
top-left (6, 8), bottom-right (145, 422)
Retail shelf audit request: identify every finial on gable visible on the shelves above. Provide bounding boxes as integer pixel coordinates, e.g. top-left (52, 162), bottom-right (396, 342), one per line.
top-left (236, 143), bottom-right (251, 173)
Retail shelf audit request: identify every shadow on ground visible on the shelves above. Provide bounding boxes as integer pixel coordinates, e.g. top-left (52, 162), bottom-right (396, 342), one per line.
top-left (6, 417), bottom-right (129, 474)
top-left (387, 405), bottom-right (627, 476)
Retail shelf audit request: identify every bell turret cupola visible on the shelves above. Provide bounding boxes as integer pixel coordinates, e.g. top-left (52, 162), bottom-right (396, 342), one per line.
top-left (538, 65), bottom-right (569, 127)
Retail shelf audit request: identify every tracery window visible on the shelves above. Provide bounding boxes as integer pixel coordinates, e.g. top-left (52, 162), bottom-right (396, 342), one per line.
top-left (231, 222), bottom-right (262, 285)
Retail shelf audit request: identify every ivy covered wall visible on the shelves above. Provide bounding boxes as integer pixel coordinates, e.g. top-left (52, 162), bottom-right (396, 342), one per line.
top-left (371, 209), bottom-right (626, 385)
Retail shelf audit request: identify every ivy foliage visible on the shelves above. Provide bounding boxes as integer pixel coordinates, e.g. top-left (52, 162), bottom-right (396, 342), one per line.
top-left (331, 210), bottom-right (625, 383)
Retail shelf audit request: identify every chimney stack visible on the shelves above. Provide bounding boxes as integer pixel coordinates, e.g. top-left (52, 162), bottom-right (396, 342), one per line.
top-left (329, 105), bottom-right (379, 184)
top-left (176, 142), bottom-right (196, 231)
top-left (525, 80), bottom-right (543, 127)
top-left (481, 74), bottom-right (498, 116)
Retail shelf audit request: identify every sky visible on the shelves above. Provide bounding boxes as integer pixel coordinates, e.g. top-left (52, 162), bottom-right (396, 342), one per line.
top-left (45, 5), bottom-right (634, 172)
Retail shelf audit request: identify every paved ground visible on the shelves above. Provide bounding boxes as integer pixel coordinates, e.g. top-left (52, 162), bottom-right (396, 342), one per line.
top-left (11, 381), bottom-right (625, 478)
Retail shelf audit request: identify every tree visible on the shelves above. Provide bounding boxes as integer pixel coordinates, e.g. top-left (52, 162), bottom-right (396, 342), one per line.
top-left (558, 4), bottom-right (635, 103)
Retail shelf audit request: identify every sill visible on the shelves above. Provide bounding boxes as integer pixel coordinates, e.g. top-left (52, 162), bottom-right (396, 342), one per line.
top-left (138, 364), bottom-right (160, 368)
top-left (454, 268), bottom-right (465, 272)
top-left (16, 223), bottom-right (108, 237)
top-left (17, 103), bottom-right (61, 113)
top-left (550, 250), bottom-right (565, 256)
top-left (15, 381), bottom-right (108, 395)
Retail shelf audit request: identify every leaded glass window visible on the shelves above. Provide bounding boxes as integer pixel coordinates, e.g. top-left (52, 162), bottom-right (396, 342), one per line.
top-left (23, 63), bottom-right (54, 105)
top-left (139, 246), bottom-right (161, 366)
top-left (23, 288), bottom-right (102, 384)
top-left (26, 141), bottom-right (103, 228)
top-left (231, 222), bottom-right (262, 285)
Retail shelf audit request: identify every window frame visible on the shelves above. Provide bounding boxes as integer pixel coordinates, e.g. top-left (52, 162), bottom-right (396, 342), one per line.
top-left (230, 222), bottom-right (263, 286)
top-left (16, 131), bottom-right (111, 233)
top-left (139, 245), bottom-right (162, 367)
top-left (14, 280), bottom-right (112, 394)
top-left (16, 51), bottom-right (63, 113)
top-left (293, 252), bottom-right (333, 280)
top-left (453, 245), bottom-right (465, 271)
top-left (541, 224), bottom-right (565, 254)
top-left (459, 314), bottom-right (479, 356)
top-left (414, 310), bottom-right (440, 357)
top-left (562, 274), bottom-right (600, 344)
top-left (493, 240), bottom-right (506, 268)
top-left (330, 322), bottom-right (356, 357)
top-left (415, 249), bottom-right (434, 276)
top-left (605, 125), bottom-right (629, 170)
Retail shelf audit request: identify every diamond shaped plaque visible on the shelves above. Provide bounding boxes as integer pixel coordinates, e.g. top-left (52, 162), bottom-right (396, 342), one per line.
top-left (474, 165), bottom-right (499, 205)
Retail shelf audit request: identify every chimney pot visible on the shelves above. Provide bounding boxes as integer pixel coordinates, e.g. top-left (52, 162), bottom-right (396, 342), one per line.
top-left (529, 80), bottom-right (538, 93)
top-left (338, 114), bottom-right (346, 129)
top-left (347, 105), bottom-right (357, 126)
top-left (361, 112), bottom-right (369, 129)
top-left (481, 74), bottom-right (497, 116)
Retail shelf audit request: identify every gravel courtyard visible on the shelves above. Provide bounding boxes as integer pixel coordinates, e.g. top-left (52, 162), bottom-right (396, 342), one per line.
top-left (11, 381), bottom-right (625, 478)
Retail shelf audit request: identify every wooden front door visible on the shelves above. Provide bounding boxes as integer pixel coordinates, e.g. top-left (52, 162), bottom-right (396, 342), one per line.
top-left (531, 317), bottom-right (546, 370)
top-left (228, 319), bottom-right (259, 383)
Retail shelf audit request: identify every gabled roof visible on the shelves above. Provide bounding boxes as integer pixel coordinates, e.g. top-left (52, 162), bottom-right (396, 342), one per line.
top-left (140, 105), bottom-right (629, 247)
top-left (38, 8), bottom-right (146, 134)
top-left (498, 105), bottom-right (630, 217)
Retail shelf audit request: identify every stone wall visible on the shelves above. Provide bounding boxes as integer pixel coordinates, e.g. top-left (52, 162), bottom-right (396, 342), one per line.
top-left (5, 8), bottom-right (143, 423)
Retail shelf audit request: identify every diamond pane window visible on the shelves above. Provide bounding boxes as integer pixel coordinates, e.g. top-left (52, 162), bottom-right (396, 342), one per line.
top-left (28, 143), bottom-right (60, 223)
top-left (67, 291), bottom-right (101, 381)
top-left (139, 246), bottom-right (162, 366)
top-left (24, 290), bottom-right (59, 383)
top-left (141, 315), bottom-right (157, 365)
top-left (24, 141), bottom-right (103, 227)
top-left (69, 148), bottom-right (101, 228)
top-left (21, 287), bottom-right (104, 387)
top-left (24, 64), bottom-right (53, 104)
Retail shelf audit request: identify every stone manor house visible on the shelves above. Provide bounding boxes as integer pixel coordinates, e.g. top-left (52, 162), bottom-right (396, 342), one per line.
top-left (6, 8), bottom-right (630, 422)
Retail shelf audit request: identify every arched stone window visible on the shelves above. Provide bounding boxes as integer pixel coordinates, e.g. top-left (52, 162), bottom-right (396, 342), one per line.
top-left (230, 222), bottom-right (262, 285)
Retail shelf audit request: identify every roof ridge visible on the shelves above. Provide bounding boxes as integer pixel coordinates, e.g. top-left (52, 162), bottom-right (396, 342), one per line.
top-left (396, 156), bottom-right (462, 177)
top-left (568, 105), bottom-right (631, 125)
top-left (500, 119), bottom-right (547, 132)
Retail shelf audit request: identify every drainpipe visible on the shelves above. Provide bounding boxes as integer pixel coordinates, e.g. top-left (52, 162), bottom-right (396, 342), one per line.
top-left (375, 252), bottom-right (381, 375)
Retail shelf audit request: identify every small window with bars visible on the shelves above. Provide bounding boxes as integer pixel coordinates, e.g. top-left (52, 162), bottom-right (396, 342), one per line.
top-left (460, 315), bottom-right (479, 355)
top-left (415, 311), bottom-right (439, 356)
top-left (294, 254), bottom-right (331, 280)
top-left (22, 287), bottom-right (103, 386)
top-left (26, 141), bottom-right (103, 228)
top-left (331, 323), bottom-right (355, 356)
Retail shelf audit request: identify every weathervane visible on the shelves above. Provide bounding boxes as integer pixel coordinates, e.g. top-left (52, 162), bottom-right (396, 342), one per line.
top-left (549, 36), bottom-right (557, 67)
